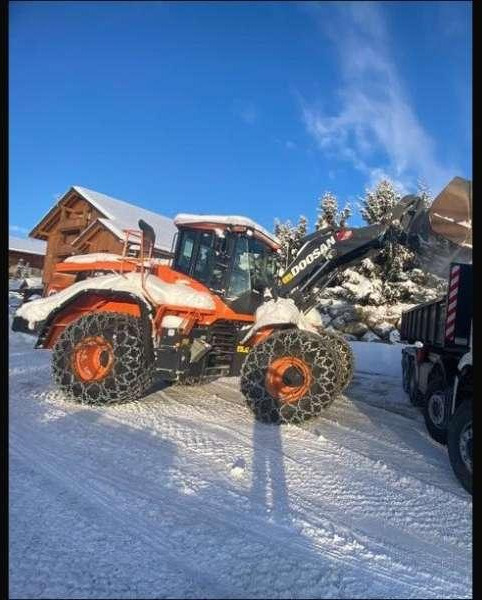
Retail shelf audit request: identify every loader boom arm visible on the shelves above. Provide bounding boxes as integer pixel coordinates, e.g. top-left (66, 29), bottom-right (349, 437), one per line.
top-left (276, 195), bottom-right (425, 312)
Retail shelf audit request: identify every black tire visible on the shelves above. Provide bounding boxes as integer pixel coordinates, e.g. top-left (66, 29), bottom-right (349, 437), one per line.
top-left (52, 312), bottom-right (154, 405)
top-left (408, 359), bottom-right (423, 406)
top-left (317, 330), bottom-right (354, 391)
top-left (401, 352), bottom-right (410, 393)
top-left (240, 329), bottom-right (341, 424)
top-left (422, 372), bottom-right (449, 444)
top-left (447, 400), bottom-right (472, 494)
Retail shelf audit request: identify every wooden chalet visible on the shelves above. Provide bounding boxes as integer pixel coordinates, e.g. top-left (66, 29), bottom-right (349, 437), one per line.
top-left (9, 236), bottom-right (46, 277)
top-left (29, 186), bottom-right (177, 286)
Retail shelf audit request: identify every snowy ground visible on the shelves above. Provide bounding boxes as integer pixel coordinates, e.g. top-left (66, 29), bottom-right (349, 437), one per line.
top-left (9, 308), bottom-right (472, 599)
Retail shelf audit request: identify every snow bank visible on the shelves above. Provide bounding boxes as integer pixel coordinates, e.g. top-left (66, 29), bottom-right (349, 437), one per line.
top-left (16, 272), bottom-right (215, 329)
top-left (350, 341), bottom-right (404, 377)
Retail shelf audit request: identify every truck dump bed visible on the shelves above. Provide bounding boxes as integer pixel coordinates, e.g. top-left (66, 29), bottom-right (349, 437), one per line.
top-left (400, 263), bottom-right (472, 350)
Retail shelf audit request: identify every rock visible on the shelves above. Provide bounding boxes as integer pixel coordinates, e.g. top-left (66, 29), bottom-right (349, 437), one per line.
top-left (324, 326), bottom-right (338, 335)
top-left (317, 298), bottom-right (333, 309)
top-left (342, 321), bottom-right (368, 337)
top-left (360, 330), bottom-right (383, 343)
top-left (323, 286), bottom-right (347, 300)
top-left (331, 316), bottom-right (346, 331)
top-left (373, 321), bottom-right (394, 340)
top-left (389, 329), bottom-right (401, 344)
top-left (327, 300), bottom-right (351, 318)
top-left (320, 312), bottom-right (333, 327)
top-left (342, 333), bottom-right (358, 341)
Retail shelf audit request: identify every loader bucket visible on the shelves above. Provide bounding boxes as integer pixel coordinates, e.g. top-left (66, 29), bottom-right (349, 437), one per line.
top-left (428, 177), bottom-right (472, 249)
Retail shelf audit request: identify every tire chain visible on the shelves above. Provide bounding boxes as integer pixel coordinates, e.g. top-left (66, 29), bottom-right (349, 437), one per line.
top-left (240, 329), bottom-right (341, 424)
top-left (316, 329), bottom-right (354, 392)
top-left (52, 312), bottom-right (154, 405)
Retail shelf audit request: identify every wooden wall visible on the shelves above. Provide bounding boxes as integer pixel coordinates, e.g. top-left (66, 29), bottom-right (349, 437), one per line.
top-left (9, 250), bottom-right (45, 277)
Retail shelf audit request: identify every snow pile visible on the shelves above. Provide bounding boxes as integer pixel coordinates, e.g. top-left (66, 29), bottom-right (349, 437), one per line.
top-left (242, 298), bottom-right (317, 341)
top-left (16, 272), bottom-right (215, 329)
top-left (350, 341), bottom-right (404, 377)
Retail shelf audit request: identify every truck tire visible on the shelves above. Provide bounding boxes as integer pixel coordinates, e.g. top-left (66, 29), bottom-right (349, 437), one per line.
top-left (317, 330), bottom-right (354, 392)
top-left (447, 400), bottom-right (472, 494)
top-left (408, 358), bottom-right (423, 406)
top-left (423, 372), bottom-right (449, 445)
top-left (401, 352), bottom-right (410, 393)
top-left (52, 312), bottom-right (154, 405)
top-left (240, 329), bottom-right (341, 424)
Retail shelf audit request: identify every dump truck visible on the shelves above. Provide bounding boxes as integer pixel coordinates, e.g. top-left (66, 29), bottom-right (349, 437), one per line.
top-left (400, 258), bottom-right (472, 493)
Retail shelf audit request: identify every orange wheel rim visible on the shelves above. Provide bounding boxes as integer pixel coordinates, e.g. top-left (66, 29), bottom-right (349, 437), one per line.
top-left (265, 356), bottom-right (311, 403)
top-left (72, 336), bottom-right (114, 382)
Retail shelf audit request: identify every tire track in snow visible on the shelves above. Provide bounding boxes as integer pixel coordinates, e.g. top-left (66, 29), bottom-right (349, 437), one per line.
top-left (19, 387), bottom-right (471, 594)
top-left (10, 423), bottom-right (469, 600)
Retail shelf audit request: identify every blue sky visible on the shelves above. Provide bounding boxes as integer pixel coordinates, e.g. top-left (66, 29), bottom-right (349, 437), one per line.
top-left (9, 1), bottom-right (471, 235)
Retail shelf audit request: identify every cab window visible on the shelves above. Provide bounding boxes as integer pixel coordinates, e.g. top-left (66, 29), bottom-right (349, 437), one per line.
top-left (176, 229), bottom-right (196, 274)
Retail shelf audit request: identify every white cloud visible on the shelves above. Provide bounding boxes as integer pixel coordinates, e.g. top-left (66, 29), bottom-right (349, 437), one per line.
top-left (301, 1), bottom-right (459, 195)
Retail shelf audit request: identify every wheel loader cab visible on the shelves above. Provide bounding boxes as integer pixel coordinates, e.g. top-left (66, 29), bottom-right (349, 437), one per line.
top-left (172, 217), bottom-right (280, 316)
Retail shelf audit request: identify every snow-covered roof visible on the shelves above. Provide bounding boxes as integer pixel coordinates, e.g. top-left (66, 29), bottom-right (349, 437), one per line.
top-left (9, 236), bottom-right (47, 256)
top-left (174, 214), bottom-right (280, 247)
top-left (72, 186), bottom-right (177, 253)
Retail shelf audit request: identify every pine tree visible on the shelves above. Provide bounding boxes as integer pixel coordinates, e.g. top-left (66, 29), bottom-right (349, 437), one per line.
top-left (339, 204), bottom-right (352, 227)
top-left (416, 177), bottom-right (433, 209)
top-left (359, 179), bottom-right (401, 225)
top-left (358, 178), bottom-right (416, 283)
top-left (274, 218), bottom-right (296, 269)
top-left (316, 192), bottom-right (352, 230)
top-left (274, 215), bottom-right (310, 268)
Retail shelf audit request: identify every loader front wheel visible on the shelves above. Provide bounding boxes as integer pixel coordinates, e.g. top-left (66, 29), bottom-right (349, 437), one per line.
top-left (52, 312), bottom-right (153, 405)
top-left (240, 329), bottom-right (340, 424)
top-left (317, 330), bottom-right (354, 391)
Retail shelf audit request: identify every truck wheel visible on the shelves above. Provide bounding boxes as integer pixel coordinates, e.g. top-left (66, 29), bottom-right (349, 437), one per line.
top-left (52, 312), bottom-right (154, 405)
top-left (317, 330), bottom-right (354, 392)
top-left (408, 359), bottom-right (423, 406)
top-left (240, 329), bottom-right (340, 424)
top-left (423, 372), bottom-right (449, 444)
top-left (401, 352), bottom-right (410, 393)
top-left (447, 400), bottom-right (472, 494)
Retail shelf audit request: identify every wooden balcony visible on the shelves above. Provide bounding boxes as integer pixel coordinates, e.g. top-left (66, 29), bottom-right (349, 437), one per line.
top-left (54, 242), bottom-right (76, 256)
top-left (59, 215), bottom-right (87, 232)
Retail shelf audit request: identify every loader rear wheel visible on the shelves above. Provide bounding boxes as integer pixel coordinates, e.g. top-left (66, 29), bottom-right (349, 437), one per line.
top-left (52, 312), bottom-right (153, 405)
top-left (240, 329), bottom-right (340, 424)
